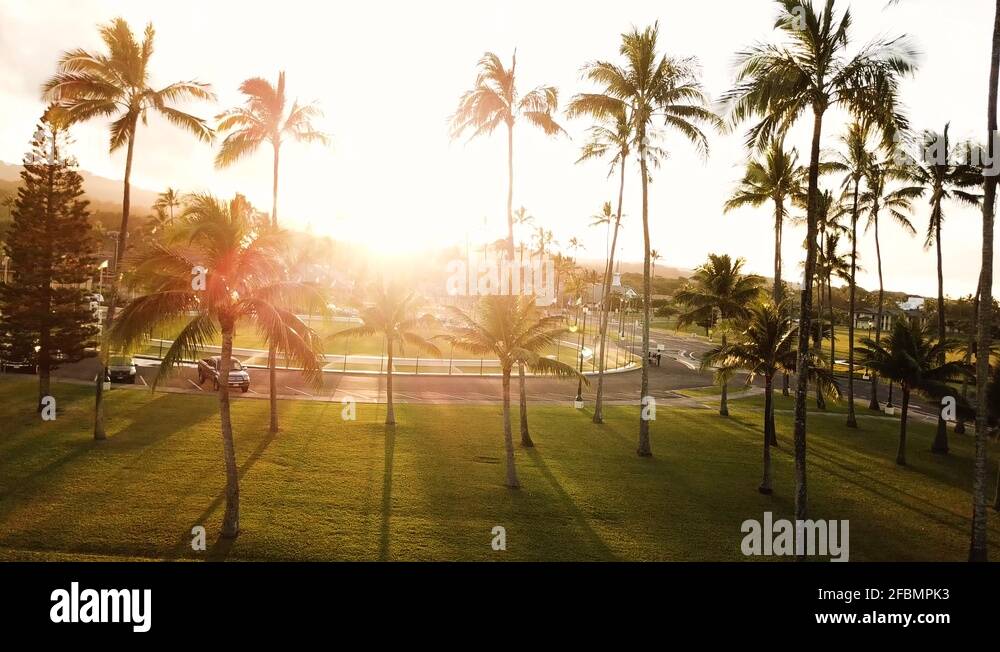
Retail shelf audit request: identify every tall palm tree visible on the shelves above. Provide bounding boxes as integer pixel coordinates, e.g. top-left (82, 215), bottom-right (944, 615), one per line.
top-left (331, 281), bottom-right (440, 426)
top-left (215, 71), bottom-right (330, 435)
top-left (858, 321), bottom-right (968, 466)
top-left (858, 152), bottom-right (919, 410)
top-left (650, 250), bottom-right (662, 278)
top-left (832, 120), bottom-right (878, 428)
top-left (566, 103), bottom-right (634, 424)
top-left (703, 300), bottom-right (836, 494)
top-left (724, 137), bottom-right (805, 304)
top-left (443, 296), bottom-right (584, 488)
top-left (449, 52), bottom-right (565, 261)
top-left (676, 254), bottom-right (764, 416)
top-left (571, 22), bottom-right (722, 456)
top-left (109, 194), bottom-right (325, 538)
top-left (723, 0), bottom-right (916, 524)
top-left (512, 206), bottom-right (534, 267)
top-left (42, 17), bottom-right (215, 441)
top-left (724, 137), bottom-right (805, 397)
top-left (904, 125), bottom-right (982, 454)
top-left (971, 0), bottom-right (1000, 563)
top-left (153, 187), bottom-right (184, 224)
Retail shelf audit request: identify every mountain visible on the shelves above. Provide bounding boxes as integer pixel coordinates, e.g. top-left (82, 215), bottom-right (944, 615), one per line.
top-left (0, 160), bottom-right (160, 215)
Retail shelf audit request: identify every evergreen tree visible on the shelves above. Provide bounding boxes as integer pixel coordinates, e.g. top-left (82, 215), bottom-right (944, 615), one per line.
top-left (0, 109), bottom-right (99, 409)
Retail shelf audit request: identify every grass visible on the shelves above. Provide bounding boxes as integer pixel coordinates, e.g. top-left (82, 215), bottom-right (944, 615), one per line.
top-left (0, 376), bottom-right (996, 561)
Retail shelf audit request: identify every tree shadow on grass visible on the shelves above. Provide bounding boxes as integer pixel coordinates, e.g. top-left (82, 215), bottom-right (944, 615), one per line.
top-left (170, 426), bottom-right (279, 560)
top-left (523, 448), bottom-right (618, 560)
top-left (379, 425), bottom-right (396, 561)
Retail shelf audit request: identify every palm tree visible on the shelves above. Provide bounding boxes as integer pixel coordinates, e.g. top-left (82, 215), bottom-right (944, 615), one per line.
top-left (724, 137), bottom-right (806, 399)
top-left (109, 193), bottom-right (325, 538)
top-left (724, 137), bottom-right (805, 304)
top-left (571, 22), bottom-right (722, 456)
top-left (702, 300), bottom-right (836, 494)
top-left (858, 152), bottom-right (919, 411)
top-left (443, 296), bottom-right (585, 488)
top-left (331, 281), bottom-right (440, 426)
top-left (832, 120), bottom-right (878, 428)
top-left (676, 254), bottom-right (764, 416)
top-left (650, 250), bottom-right (663, 278)
top-left (566, 103), bottom-right (634, 424)
top-left (449, 52), bottom-right (564, 261)
top-left (42, 17), bottom-right (215, 441)
top-left (512, 206), bottom-right (534, 267)
top-left (971, 0), bottom-right (1000, 563)
top-left (214, 71), bottom-right (329, 435)
top-left (904, 125), bottom-right (983, 454)
top-left (723, 0), bottom-right (916, 523)
top-left (858, 321), bottom-right (969, 466)
top-left (153, 187), bottom-right (184, 224)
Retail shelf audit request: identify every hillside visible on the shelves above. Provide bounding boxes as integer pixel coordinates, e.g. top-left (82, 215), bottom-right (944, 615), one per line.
top-left (0, 160), bottom-right (159, 216)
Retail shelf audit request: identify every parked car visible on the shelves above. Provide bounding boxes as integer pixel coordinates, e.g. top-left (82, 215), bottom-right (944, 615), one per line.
top-left (108, 355), bottom-right (137, 383)
top-left (197, 356), bottom-right (251, 392)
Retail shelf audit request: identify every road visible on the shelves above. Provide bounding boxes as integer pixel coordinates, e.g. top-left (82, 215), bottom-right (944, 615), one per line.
top-left (26, 326), bottom-right (942, 420)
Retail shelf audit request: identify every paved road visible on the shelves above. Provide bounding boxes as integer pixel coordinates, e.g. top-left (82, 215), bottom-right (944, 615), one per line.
top-left (28, 326), bottom-right (943, 420)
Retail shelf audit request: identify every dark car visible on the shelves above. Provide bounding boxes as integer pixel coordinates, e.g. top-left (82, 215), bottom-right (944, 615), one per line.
top-left (197, 356), bottom-right (250, 392)
top-left (108, 355), bottom-right (137, 383)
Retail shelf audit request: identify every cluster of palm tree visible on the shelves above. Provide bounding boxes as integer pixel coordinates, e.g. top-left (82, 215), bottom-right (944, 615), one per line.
top-left (720, 0), bottom-right (999, 561)
top-left (453, 22), bottom-right (722, 458)
top-left (30, 2), bottom-right (1000, 559)
top-left (43, 18), bottom-right (330, 442)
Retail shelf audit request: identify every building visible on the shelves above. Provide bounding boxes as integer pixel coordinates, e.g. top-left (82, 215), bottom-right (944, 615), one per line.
top-left (853, 297), bottom-right (925, 332)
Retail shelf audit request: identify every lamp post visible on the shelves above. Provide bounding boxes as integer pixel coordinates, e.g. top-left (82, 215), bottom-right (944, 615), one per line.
top-left (575, 306), bottom-right (589, 403)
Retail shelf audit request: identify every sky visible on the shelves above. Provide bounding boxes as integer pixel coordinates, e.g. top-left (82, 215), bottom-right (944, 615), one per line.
top-left (0, 0), bottom-right (996, 298)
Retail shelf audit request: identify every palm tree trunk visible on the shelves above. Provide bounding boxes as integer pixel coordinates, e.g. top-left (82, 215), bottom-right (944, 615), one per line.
top-left (847, 180), bottom-right (860, 428)
top-left (267, 142), bottom-right (281, 434)
top-left (760, 374), bottom-right (774, 495)
top-left (776, 202), bottom-right (790, 398)
top-left (794, 107), bottom-right (826, 527)
top-left (773, 201), bottom-right (784, 302)
top-left (594, 158), bottom-right (627, 424)
top-left (814, 241), bottom-right (826, 411)
top-left (956, 280), bottom-right (979, 435)
top-left (518, 362), bottom-right (533, 446)
top-left (506, 123), bottom-right (515, 261)
top-left (970, 0), bottom-right (1000, 562)
top-left (94, 125), bottom-right (136, 441)
top-left (501, 368), bottom-right (519, 488)
top-left (385, 338), bottom-right (395, 426)
top-left (869, 212), bottom-right (884, 410)
top-left (719, 333), bottom-right (729, 417)
top-left (219, 326), bottom-right (241, 538)
top-left (932, 217), bottom-right (949, 453)
top-left (828, 274), bottom-right (834, 375)
top-left (897, 384), bottom-right (910, 466)
top-left (637, 146), bottom-right (653, 457)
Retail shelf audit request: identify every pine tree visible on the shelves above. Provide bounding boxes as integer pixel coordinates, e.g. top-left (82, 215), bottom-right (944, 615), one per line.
top-left (0, 108), bottom-right (99, 410)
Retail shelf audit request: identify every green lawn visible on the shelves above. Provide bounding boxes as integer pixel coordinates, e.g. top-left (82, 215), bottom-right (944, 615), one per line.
top-left (0, 376), bottom-right (995, 561)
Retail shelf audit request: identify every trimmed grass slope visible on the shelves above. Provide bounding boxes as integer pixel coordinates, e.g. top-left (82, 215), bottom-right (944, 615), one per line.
top-left (0, 377), bottom-right (995, 561)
